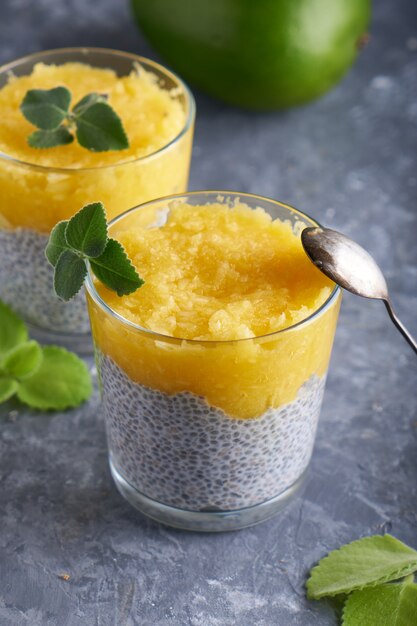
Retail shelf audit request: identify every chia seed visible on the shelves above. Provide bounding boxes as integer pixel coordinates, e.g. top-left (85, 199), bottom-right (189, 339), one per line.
top-left (0, 227), bottom-right (90, 334)
top-left (98, 353), bottom-right (326, 512)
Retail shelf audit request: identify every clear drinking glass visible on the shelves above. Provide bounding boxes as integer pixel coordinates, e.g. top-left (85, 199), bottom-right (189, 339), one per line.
top-left (0, 48), bottom-right (195, 352)
top-left (86, 191), bottom-right (341, 531)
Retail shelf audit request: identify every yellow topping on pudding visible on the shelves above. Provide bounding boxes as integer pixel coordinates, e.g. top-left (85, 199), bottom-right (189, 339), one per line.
top-left (97, 201), bottom-right (333, 340)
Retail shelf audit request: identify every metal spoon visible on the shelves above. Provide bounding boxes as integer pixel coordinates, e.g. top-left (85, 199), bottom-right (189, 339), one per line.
top-left (301, 226), bottom-right (417, 355)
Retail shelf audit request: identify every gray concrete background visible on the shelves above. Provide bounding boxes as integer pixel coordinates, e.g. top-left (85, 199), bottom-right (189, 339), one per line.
top-left (0, 0), bottom-right (416, 624)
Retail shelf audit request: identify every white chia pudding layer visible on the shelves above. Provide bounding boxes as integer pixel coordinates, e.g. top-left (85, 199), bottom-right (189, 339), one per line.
top-left (99, 354), bottom-right (326, 511)
top-left (0, 227), bottom-right (90, 334)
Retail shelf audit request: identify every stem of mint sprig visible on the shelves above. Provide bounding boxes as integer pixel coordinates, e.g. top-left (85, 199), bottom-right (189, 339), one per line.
top-left (20, 86), bottom-right (129, 151)
top-left (306, 534), bottom-right (417, 625)
top-left (45, 202), bottom-right (144, 301)
top-left (0, 301), bottom-right (92, 410)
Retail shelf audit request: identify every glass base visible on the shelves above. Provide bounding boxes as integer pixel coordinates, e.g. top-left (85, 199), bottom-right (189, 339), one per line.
top-left (110, 458), bottom-right (307, 532)
top-left (28, 321), bottom-right (93, 356)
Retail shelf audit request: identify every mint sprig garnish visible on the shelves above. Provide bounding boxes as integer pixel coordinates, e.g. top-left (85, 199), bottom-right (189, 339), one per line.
top-left (0, 301), bottom-right (92, 410)
top-left (307, 534), bottom-right (417, 625)
top-left (28, 127), bottom-right (74, 149)
top-left (89, 239), bottom-right (143, 297)
top-left (45, 202), bottom-right (144, 302)
top-left (21, 86), bottom-right (71, 129)
top-left (45, 221), bottom-right (70, 266)
top-left (65, 201), bottom-right (108, 257)
top-left (20, 86), bottom-right (129, 151)
top-left (54, 250), bottom-right (87, 302)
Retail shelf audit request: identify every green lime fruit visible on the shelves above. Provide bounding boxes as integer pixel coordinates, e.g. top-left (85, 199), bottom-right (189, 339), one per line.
top-left (131, 0), bottom-right (371, 110)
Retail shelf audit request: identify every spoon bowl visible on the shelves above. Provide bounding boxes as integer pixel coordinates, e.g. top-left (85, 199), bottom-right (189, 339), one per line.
top-left (301, 226), bottom-right (417, 355)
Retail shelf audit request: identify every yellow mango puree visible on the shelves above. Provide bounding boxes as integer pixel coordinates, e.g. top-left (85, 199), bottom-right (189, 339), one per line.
top-left (88, 202), bottom-right (341, 419)
top-left (0, 62), bottom-right (191, 232)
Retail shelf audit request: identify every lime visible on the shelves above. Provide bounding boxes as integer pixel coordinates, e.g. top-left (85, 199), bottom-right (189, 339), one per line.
top-left (131, 0), bottom-right (371, 110)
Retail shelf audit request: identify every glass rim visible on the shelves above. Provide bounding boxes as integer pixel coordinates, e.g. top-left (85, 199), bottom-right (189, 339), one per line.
top-left (0, 46), bottom-right (195, 173)
top-left (85, 190), bottom-right (341, 346)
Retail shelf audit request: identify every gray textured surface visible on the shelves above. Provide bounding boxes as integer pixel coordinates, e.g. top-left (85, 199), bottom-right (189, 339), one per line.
top-left (0, 1), bottom-right (416, 624)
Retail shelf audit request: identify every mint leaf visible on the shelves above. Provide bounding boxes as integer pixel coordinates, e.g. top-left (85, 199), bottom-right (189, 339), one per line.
top-left (17, 346), bottom-right (92, 410)
top-left (47, 204), bottom-right (143, 301)
top-left (0, 379), bottom-right (18, 403)
top-left (72, 92), bottom-right (108, 116)
top-left (1, 341), bottom-right (43, 379)
top-left (54, 250), bottom-right (87, 301)
top-left (0, 301), bottom-right (92, 411)
top-left (28, 127), bottom-right (74, 149)
top-left (75, 101), bottom-right (129, 151)
top-left (342, 580), bottom-right (417, 626)
top-left (90, 238), bottom-right (144, 296)
top-left (307, 535), bottom-right (417, 600)
top-left (0, 301), bottom-right (28, 357)
top-left (45, 221), bottom-right (70, 267)
top-left (65, 202), bottom-right (108, 257)
top-left (21, 87), bottom-right (129, 152)
top-left (20, 87), bottom-right (71, 130)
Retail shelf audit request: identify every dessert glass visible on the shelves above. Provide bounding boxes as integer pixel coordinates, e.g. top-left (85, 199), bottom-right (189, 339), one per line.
top-left (86, 191), bottom-right (341, 531)
top-left (0, 48), bottom-right (195, 352)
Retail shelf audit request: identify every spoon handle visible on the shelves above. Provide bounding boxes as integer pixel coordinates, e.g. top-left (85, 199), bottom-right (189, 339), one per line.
top-left (383, 299), bottom-right (417, 355)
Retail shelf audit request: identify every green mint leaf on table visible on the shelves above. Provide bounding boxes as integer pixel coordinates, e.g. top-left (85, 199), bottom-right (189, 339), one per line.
top-left (46, 202), bottom-right (144, 300)
top-left (20, 86), bottom-right (129, 152)
top-left (45, 221), bottom-right (70, 266)
top-left (54, 250), bottom-right (87, 302)
top-left (17, 346), bottom-right (92, 410)
top-left (342, 578), bottom-right (417, 626)
top-left (90, 238), bottom-right (144, 296)
top-left (0, 379), bottom-right (19, 403)
top-left (28, 127), bottom-right (74, 149)
top-left (0, 301), bottom-right (28, 356)
top-left (20, 86), bottom-right (71, 129)
top-left (0, 300), bottom-right (92, 410)
top-left (75, 101), bottom-right (129, 151)
top-left (64, 202), bottom-right (108, 257)
top-left (307, 535), bottom-right (417, 600)
top-left (0, 341), bottom-right (42, 379)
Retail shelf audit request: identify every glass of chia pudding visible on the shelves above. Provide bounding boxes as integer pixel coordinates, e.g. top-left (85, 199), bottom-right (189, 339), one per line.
top-left (85, 191), bottom-right (341, 531)
top-left (0, 48), bottom-right (195, 352)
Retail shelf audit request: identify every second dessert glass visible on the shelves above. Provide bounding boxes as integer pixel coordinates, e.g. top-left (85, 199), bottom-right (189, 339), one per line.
top-left (0, 48), bottom-right (195, 351)
top-left (86, 191), bottom-right (341, 531)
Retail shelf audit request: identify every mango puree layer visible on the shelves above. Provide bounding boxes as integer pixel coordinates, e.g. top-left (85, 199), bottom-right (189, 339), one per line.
top-left (88, 202), bottom-right (341, 419)
top-left (0, 62), bottom-right (192, 232)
